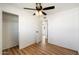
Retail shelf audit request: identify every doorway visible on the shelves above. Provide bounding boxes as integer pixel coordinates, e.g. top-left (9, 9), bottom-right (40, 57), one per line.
top-left (2, 12), bottom-right (19, 54)
top-left (41, 16), bottom-right (48, 48)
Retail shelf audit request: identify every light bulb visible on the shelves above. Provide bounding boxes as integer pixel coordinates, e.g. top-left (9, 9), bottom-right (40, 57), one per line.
top-left (36, 11), bottom-right (39, 16)
top-left (39, 11), bottom-right (43, 16)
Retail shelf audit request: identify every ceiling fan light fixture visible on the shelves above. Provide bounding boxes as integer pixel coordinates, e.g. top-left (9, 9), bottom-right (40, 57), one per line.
top-left (36, 11), bottom-right (39, 16)
top-left (35, 11), bottom-right (43, 16)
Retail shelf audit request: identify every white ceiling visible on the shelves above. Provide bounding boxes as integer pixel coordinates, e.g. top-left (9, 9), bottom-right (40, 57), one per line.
top-left (0, 3), bottom-right (79, 15)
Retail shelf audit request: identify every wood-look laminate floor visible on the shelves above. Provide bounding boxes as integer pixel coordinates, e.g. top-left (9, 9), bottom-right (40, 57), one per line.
top-left (2, 43), bottom-right (78, 55)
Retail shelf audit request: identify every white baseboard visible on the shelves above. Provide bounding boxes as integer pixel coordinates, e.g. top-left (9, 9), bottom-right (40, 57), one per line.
top-left (19, 40), bottom-right (35, 49)
top-left (3, 43), bottom-right (18, 50)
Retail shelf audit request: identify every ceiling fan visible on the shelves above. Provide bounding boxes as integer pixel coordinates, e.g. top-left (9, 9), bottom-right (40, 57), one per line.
top-left (24, 3), bottom-right (55, 16)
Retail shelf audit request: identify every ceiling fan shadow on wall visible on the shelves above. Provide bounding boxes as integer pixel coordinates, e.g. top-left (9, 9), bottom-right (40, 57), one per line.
top-left (24, 3), bottom-right (55, 16)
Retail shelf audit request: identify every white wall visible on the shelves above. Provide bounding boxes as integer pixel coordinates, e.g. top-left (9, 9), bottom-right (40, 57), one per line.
top-left (48, 7), bottom-right (79, 51)
top-left (0, 8), bottom-right (2, 54)
top-left (2, 12), bottom-right (19, 49)
top-left (19, 15), bottom-right (42, 48)
top-left (0, 4), bottom-right (42, 52)
top-left (35, 16), bottom-right (42, 43)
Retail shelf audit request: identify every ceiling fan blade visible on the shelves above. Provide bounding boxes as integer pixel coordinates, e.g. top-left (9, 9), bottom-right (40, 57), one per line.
top-left (24, 8), bottom-right (36, 10)
top-left (42, 11), bottom-right (47, 15)
top-left (43, 6), bottom-right (55, 10)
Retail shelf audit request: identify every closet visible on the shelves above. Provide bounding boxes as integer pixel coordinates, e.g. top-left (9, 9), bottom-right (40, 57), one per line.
top-left (2, 12), bottom-right (19, 51)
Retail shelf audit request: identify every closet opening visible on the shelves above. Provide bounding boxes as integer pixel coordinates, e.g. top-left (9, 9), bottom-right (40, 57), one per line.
top-left (2, 12), bottom-right (19, 55)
